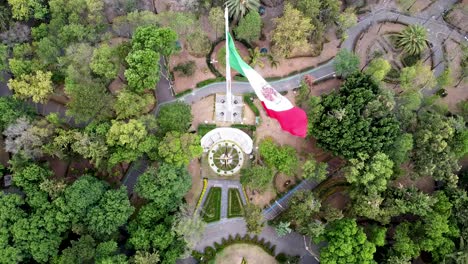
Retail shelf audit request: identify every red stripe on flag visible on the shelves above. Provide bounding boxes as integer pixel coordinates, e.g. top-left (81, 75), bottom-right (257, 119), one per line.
top-left (261, 102), bottom-right (308, 138)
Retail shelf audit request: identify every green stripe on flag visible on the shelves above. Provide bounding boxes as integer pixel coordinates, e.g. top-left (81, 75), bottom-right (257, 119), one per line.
top-left (227, 34), bottom-right (252, 77)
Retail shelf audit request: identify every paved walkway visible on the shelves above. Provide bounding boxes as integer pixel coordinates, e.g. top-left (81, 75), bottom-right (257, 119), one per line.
top-left (192, 218), bottom-right (319, 264)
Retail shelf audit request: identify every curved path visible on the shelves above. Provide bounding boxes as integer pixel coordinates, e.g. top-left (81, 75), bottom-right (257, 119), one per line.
top-left (191, 218), bottom-right (320, 264)
top-left (0, 1), bottom-right (464, 261)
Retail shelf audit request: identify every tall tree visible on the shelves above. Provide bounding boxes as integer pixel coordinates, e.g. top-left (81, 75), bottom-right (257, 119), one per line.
top-left (345, 152), bottom-right (394, 196)
top-left (272, 4), bottom-right (314, 58)
top-left (134, 164), bottom-right (192, 209)
top-left (319, 218), bottom-right (377, 264)
top-left (208, 7), bottom-right (224, 39)
top-left (7, 70), bottom-right (53, 103)
top-left (125, 49), bottom-right (160, 93)
top-left (234, 11), bottom-right (262, 43)
top-left (337, 8), bottom-right (357, 39)
top-left (258, 138), bottom-right (298, 175)
top-left (311, 73), bottom-right (399, 159)
top-left (90, 43), bottom-right (120, 80)
top-left (114, 90), bottom-right (155, 120)
top-left (156, 102), bottom-right (192, 135)
top-left (244, 203), bottom-right (264, 234)
top-left (158, 132), bottom-right (203, 167)
top-left (132, 26), bottom-right (178, 57)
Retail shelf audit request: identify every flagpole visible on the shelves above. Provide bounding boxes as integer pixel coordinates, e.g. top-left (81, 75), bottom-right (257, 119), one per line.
top-left (224, 7), bottom-right (232, 122)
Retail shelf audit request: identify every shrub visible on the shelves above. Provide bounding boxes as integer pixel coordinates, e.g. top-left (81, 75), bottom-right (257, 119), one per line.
top-left (174, 61), bottom-right (196, 77)
top-left (401, 53), bottom-right (420, 67)
top-left (187, 30), bottom-right (211, 57)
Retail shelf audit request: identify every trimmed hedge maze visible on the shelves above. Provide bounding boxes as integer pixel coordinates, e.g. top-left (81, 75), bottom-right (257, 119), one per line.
top-left (227, 188), bottom-right (244, 218)
top-left (201, 187), bottom-right (222, 223)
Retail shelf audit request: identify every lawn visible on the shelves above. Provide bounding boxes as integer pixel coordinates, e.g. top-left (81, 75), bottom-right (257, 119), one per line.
top-left (201, 187), bottom-right (222, 222)
top-left (228, 188), bottom-right (244, 218)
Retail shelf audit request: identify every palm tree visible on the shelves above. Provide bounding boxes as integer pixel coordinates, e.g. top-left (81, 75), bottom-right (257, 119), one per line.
top-left (226, 0), bottom-right (260, 21)
top-left (248, 47), bottom-right (264, 68)
top-left (266, 53), bottom-right (279, 68)
top-left (397, 24), bottom-right (428, 55)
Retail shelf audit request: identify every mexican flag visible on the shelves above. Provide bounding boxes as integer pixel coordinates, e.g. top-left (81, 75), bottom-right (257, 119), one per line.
top-left (227, 34), bottom-right (308, 138)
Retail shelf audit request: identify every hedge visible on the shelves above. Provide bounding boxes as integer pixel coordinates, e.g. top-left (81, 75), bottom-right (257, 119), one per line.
top-left (201, 187), bottom-right (222, 223)
top-left (195, 179), bottom-right (208, 212)
top-left (231, 124), bottom-right (256, 131)
top-left (243, 94), bottom-right (260, 116)
top-left (227, 188), bottom-right (244, 218)
top-left (174, 89), bottom-right (193, 98)
top-left (195, 77), bottom-right (225, 88)
top-left (197, 124), bottom-right (217, 136)
top-left (192, 234), bottom-right (301, 263)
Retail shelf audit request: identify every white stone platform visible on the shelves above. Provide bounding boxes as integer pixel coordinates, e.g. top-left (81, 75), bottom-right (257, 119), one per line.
top-left (215, 94), bottom-right (243, 123)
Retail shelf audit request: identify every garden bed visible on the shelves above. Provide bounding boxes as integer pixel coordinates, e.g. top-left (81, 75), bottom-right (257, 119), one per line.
top-left (227, 188), bottom-right (244, 218)
top-left (201, 187), bottom-right (222, 223)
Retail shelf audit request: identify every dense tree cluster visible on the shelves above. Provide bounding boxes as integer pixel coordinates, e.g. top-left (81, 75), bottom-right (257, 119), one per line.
top-left (310, 73), bottom-right (400, 159)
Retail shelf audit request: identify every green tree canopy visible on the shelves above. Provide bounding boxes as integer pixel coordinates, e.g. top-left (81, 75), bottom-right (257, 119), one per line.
top-left (8, 70), bottom-right (53, 103)
top-left (134, 164), bottom-right (192, 209)
top-left (334, 49), bottom-right (360, 77)
top-left (114, 90), bottom-right (155, 120)
top-left (365, 58), bottom-right (391, 81)
top-left (240, 165), bottom-right (274, 192)
top-left (258, 138), bottom-right (298, 175)
top-left (132, 26), bottom-right (178, 56)
top-left (319, 218), bottom-right (377, 264)
top-left (345, 152), bottom-right (394, 196)
top-left (272, 4), bottom-right (314, 58)
top-left (234, 11), bottom-right (262, 43)
top-left (400, 62), bottom-right (436, 91)
top-left (284, 190), bottom-right (321, 230)
top-left (156, 102), bottom-right (192, 135)
top-left (90, 43), bottom-right (120, 80)
top-left (244, 203), bottom-right (264, 234)
top-left (311, 73), bottom-right (400, 159)
top-left (158, 132), bottom-right (203, 167)
top-left (208, 7), bottom-right (224, 39)
top-left (125, 49), bottom-right (160, 93)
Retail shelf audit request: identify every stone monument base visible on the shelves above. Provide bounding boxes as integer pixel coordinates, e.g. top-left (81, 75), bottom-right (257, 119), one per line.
top-left (215, 94), bottom-right (243, 123)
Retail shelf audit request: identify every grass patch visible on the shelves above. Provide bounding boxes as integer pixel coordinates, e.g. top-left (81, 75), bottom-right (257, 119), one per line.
top-left (217, 47), bottom-right (226, 68)
top-left (201, 187), bottom-right (222, 223)
top-left (228, 188), bottom-right (244, 218)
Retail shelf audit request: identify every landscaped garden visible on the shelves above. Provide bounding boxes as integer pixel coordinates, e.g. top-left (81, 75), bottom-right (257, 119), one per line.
top-left (201, 187), bottom-right (222, 223)
top-left (227, 188), bottom-right (244, 218)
